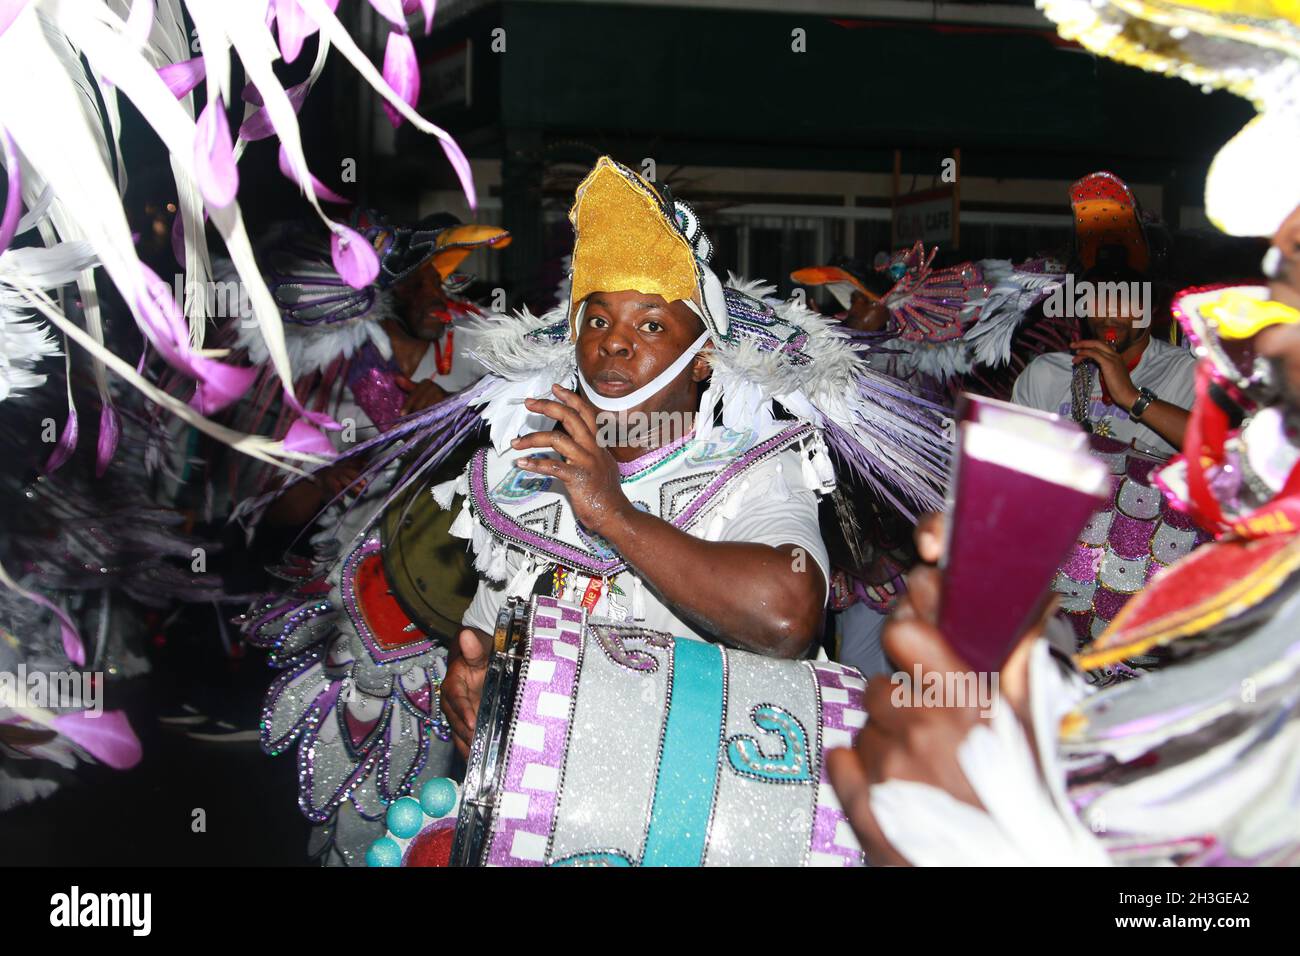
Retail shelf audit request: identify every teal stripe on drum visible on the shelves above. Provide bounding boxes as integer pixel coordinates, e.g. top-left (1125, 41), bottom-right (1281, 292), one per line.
top-left (642, 638), bottom-right (725, 867)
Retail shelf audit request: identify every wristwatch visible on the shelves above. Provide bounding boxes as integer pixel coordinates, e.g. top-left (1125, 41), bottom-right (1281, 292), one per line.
top-left (1129, 386), bottom-right (1157, 420)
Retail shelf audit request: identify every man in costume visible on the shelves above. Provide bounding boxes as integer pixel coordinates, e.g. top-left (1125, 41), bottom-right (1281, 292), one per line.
top-left (826, 0), bottom-right (1300, 864)
top-left (232, 215), bottom-right (509, 863)
top-left (1012, 173), bottom-right (1196, 458)
top-left (1010, 175), bottom-right (1210, 666)
top-left (828, 227), bottom-right (1300, 865)
top-left (342, 157), bottom-right (954, 759)
top-left (217, 212), bottom-right (511, 534)
top-left (245, 156), bottom-right (949, 859)
top-left (792, 248), bottom-right (1070, 676)
top-left (0, 0), bottom-right (481, 837)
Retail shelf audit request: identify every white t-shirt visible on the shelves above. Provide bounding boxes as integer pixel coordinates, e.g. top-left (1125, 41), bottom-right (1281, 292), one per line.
top-left (1011, 337), bottom-right (1197, 458)
top-left (460, 448), bottom-right (831, 647)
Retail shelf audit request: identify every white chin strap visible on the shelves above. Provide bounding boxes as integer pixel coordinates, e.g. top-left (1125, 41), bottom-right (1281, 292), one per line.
top-left (577, 328), bottom-right (711, 412)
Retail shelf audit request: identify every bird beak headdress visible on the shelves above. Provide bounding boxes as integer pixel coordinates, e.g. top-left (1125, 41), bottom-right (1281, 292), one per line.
top-left (790, 265), bottom-right (879, 312)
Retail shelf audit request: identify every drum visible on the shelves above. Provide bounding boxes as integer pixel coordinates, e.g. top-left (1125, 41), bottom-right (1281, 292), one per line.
top-left (449, 595), bottom-right (868, 867)
top-left (380, 455), bottom-right (480, 644)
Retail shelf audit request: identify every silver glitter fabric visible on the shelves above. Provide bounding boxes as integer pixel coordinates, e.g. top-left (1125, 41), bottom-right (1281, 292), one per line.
top-left (243, 533), bottom-right (452, 831)
top-left (475, 598), bottom-right (866, 866)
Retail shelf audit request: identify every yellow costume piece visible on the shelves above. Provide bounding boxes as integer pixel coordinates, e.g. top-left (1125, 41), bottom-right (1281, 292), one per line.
top-left (1202, 287), bottom-right (1300, 337)
top-left (566, 157), bottom-right (703, 336)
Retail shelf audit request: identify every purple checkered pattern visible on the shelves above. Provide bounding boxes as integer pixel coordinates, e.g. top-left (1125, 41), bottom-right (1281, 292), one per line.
top-left (485, 596), bottom-right (583, 866)
top-left (808, 661), bottom-right (868, 867)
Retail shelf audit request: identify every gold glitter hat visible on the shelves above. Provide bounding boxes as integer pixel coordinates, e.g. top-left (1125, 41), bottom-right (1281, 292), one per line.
top-left (566, 156), bottom-right (729, 339)
top-left (1037, 0), bottom-right (1300, 236)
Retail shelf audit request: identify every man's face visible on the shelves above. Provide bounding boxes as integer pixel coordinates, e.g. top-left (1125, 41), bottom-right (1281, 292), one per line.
top-left (846, 291), bottom-right (890, 333)
top-left (1252, 203), bottom-right (1300, 422)
top-left (393, 264), bottom-right (455, 340)
top-left (1269, 203), bottom-right (1300, 311)
top-left (575, 290), bottom-right (709, 415)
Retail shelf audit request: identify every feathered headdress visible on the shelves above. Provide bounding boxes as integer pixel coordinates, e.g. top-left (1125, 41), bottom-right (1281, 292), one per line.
top-left (0, 0), bottom-right (475, 471)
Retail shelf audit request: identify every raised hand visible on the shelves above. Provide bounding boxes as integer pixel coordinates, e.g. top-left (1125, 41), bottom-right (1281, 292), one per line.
top-left (510, 383), bottom-right (631, 537)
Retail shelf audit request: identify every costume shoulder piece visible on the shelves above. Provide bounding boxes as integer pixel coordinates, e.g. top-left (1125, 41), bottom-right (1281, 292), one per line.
top-left (441, 419), bottom-right (818, 589)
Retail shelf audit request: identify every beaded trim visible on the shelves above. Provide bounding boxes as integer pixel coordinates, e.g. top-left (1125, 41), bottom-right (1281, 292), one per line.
top-left (340, 537), bottom-right (434, 665)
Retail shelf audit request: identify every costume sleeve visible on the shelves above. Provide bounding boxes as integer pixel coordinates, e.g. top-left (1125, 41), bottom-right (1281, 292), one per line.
top-left (715, 459), bottom-right (832, 605)
top-left (462, 576), bottom-right (504, 635)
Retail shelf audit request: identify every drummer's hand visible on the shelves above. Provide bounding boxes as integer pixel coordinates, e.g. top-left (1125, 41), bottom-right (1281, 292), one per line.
top-left (442, 626), bottom-right (492, 759)
top-left (313, 459), bottom-right (366, 501)
top-left (395, 375), bottom-right (450, 415)
top-left (510, 384), bottom-right (631, 536)
top-left (825, 512), bottom-right (1039, 866)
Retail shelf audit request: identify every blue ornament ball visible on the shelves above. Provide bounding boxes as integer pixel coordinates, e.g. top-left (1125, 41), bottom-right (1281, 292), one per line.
top-left (366, 836), bottom-right (403, 867)
top-left (420, 777), bottom-right (458, 818)
top-left (386, 797), bottom-right (425, 839)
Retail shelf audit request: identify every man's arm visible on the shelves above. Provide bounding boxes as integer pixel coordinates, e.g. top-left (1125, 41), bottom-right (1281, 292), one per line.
top-left (1071, 339), bottom-right (1190, 450)
top-left (825, 513), bottom-right (1042, 865)
top-left (263, 460), bottom-right (365, 527)
top-left (603, 514), bottom-right (824, 658)
top-left (1129, 397), bottom-right (1189, 451)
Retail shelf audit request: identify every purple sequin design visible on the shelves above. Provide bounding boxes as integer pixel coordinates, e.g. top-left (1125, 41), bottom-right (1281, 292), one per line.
top-left (346, 342), bottom-right (407, 433)
top-left (340, 538), bottom-right (433, 665)
top-left (1056, 440), bottom-right (1212, 646)
top-left (617, 430), bottom-right (694, 478)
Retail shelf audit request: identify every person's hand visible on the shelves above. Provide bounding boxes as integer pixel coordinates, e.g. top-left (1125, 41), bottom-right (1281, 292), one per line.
top-left (1070, 338), bottom-right (1138, 409)
top-left (509, 383), bottom-right (631, 536)
top-left (313, 459), bottom-right (366, 501)
top-left (825, 512), bottom-right (1040, 865)
top-left (441, 626), bottom-right (492, 759)
top-left (395, 375), bottom-right (450, 415)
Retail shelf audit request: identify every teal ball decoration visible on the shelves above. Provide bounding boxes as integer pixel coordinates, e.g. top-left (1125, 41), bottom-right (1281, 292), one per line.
top-left (366, 836), bottom-right (403, 867)
top-left (420, 777), bottom-right (457, 818)
top-left (386, 797), bottom-right (424, 839)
